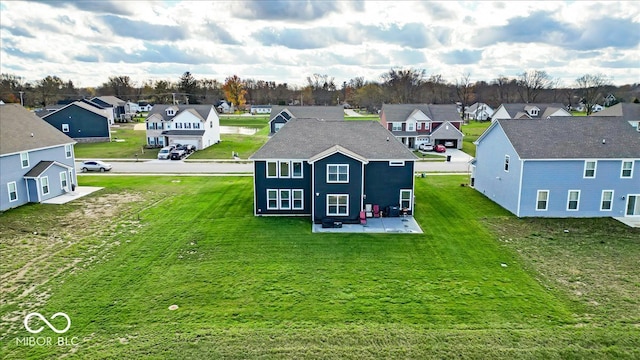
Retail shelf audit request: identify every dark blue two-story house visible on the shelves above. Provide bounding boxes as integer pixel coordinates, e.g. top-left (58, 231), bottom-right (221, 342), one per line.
top-left (250, 118), bottom-right (417, 224)
top-left (40, 100), bottom-right (112, 142)
top-left (268, 106), bottom-right (345, 135)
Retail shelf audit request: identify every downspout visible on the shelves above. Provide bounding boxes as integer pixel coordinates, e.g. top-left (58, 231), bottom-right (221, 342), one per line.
top-left (516, 159), bottom-right (524, 217)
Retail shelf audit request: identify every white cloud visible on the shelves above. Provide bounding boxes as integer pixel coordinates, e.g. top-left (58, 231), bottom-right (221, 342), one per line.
top-left (0, 0), bottom-right (638, 88)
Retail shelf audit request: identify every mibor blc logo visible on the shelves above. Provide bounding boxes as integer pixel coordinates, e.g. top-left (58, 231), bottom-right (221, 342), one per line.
top-left (24, 312), bottom-right (71, 334)
top-left (16, 312), bottom-right (78, 347)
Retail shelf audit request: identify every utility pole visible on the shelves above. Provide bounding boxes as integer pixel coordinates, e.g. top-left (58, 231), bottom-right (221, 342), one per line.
top-left (172, 93), bottom-right (176, 105)
top-left (19, 91), bottom-right (24, 106)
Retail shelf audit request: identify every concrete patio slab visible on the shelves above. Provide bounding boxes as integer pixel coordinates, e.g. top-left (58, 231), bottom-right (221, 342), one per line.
top-left (312, 216), bottom-right (423, 234)
top-left (614, 217), bottom-right (640, 228)
top-left (42, 186), bottom-right (104, 205)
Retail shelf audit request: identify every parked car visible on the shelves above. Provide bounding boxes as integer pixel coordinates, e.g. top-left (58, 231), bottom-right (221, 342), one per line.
top-left (170, 148), bottom-right (186, 160)
top-left (434, 144), bottom-right (446, 153)
top-left (418, 144), bottom-right (434, 151)
top-left (80, 160), bottom-right (112, 172)
top-left (444, 141), bottom-right (455, 147)
top-left (157, 146), bottom-right (172, 160)
top-left (185, 144), bottom-right (196, 153)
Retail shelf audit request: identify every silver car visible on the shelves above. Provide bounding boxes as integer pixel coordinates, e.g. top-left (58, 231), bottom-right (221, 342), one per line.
top-left (80, 160), bottom-right (112, 172)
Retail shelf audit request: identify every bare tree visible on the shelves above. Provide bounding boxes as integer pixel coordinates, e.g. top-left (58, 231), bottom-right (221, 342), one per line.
top-left (381, 68), bottom-right (425, 103)
top-left (575, 74), bottom-right (611, 115)
top-left (455, 73), bottom-right (475, 122)
top-left (517, 70), bottom-right (553, 103)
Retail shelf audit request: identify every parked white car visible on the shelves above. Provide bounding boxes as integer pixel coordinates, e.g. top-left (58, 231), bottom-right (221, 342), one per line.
top-left (418, 144), bottom-right (434, 151)
top-left (157, 147), bottom-right (172, 160)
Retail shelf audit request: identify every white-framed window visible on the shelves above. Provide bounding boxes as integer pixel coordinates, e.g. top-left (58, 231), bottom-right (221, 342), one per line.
top-left (536, 190), bottom-right (549, 211)
top-left (210, 121), bottom-right (213, 128)
top-left (279, 189), bottom-right (291, 209)
top-left (292, 161), bottom-right (303, 178)
top-left (267, 189), bottom-right (278, 209)
top-left (274, 122), bottom-right (284, 132)
top-left (400, 189), bottom-right (412, 210)
top-left (292, 189), bottom-right (304, 210)
top-left (41, 176), bottom-right (49, 195)
top-left (279, 161), bottom-right (290, 178)
top-left (601, 190), bottom-right (614, 211)
top-left (389, 161), bottom-right (405, 167)
top-left (185, 123), bottom-right (191, 129)
top-left (584, 160), bottom-right (597, 178)
top-left (504, 155), bottom-right (510, 172)
top-left (407, 122), bottom-right (415, 131)
top-left (65, 144), bottom-right (73, 158)
top-left (621, 160), bottom-right (634, 178)
top-left (392, 123), bottom-right (402, 131)
top-left (567, 190), bottom-right (580, 211)
top-left (62, 123), bottom-right (69, 132)
top-left (266, 161), bottom-right (278, 178)
top-left (7, 181), bottom-right (18, 202)
top-left (327, 164), bottom-right (349, 183)
top-left (20, 152), bottom-right (29, 168)
top-left (327, 194), bottom-right (348, 216)
top-left (60, 171), bottom-right (68, 189)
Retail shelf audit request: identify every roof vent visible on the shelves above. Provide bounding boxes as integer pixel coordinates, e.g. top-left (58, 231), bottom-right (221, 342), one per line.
top-left (386, 137), bottom-right (389, 141)
top-left (602, 139), bottom-right (606, 144)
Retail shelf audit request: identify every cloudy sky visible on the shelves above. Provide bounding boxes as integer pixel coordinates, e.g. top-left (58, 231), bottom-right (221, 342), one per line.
top-left (1, 1), bottom-right (639, 88)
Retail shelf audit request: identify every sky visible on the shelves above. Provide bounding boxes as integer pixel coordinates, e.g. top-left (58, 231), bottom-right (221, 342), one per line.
top-left (1, 0), bottom-right (639, 88)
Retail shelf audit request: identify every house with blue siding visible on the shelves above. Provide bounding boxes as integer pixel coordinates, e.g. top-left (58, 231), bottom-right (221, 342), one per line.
top-left (250, 118), bottom-right (417, 224)
top-left (268, 106), bottom-right (344, 134)
top-left (471, 118), bottom-right (640, 218)
top-left (1, 104), bottom-right (77, 212)
top-left (40, 100), bottom-right (112, 142)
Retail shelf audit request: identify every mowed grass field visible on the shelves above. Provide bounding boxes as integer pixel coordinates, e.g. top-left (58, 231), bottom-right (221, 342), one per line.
top-left (1, 176), bottom-right (639, 359)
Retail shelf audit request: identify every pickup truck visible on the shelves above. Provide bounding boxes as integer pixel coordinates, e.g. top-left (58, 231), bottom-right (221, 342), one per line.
top-left (170, 148), bottom-right (186, 160)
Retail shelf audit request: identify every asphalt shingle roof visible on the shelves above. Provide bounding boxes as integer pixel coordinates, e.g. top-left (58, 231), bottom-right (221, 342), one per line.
top-left (251, 118), bottom-right (417, 160)
top-left (596, 103), bottom-right (640, 120)
top-left (147, 104), bottom-right (215, 121)
top-left (0, 104), bottom-right (75, 156)
top-left (497, 118), bottom-right (640, 159)
top-left (269, 106), bottom-right (344, 121)
top-left (381, 104), bottom-right (460, 122)
top-left (497, 103), bottom-right (568, 119)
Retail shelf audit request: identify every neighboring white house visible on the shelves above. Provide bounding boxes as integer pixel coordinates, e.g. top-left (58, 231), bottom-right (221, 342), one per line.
top-left (464, 102), bottom-right (494, 121)
top-left (125, 101), bottom-right (141, 114)
top-left (491, 103), bottom-right (571, 122)
top-left (145, 105), bottom-right (220, 150)
top-left (250, 105), bottom-right (272, 114)
top-left (216, 100), bottom-right (233, 114)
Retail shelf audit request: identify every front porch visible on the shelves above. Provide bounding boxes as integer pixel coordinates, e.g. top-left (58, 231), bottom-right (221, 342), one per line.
top-left (312, 216), bottom-right (423, 234)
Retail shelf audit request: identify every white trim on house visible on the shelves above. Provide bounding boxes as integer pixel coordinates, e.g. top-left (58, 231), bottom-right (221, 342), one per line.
top-left (600, 190), bottom-right (614, 211)
top-left (327, 164), bottom-right (349, 183)
top-left (621, 160), bottom-right (634, 178)
top-left (583, 160), bottom-right (597, 178)
top-left (566, 190), bottom-right (580, 211)
top-left (326, 194), bottom-right (348, 216)
top-left (7, 181), bottom-right (18, 202)
top-left (536, 190), bottom-right (549, 211)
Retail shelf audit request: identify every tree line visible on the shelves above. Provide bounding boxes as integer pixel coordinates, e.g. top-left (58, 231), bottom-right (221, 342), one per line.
top-left (1, 69), bottom-right (637, 116)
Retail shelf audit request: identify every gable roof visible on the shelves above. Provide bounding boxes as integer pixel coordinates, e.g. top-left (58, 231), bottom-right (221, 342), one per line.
top-left (41, 101), bottom-right (111, 120)
top-left (23, 160), bottom-right (72, 178)
top-left (146, 104), bottom-right (216, 121)
top-left (430, 121), bottom-right (464, 137)
top-left (596, 103), bottom-right (640, 120)
top-left (494, 103), bottom-right (569, 119)
top-left (0, 104), bottom-right (75, 156)
top-left (92, 96), bottom-right (125, 106)
top-left (250, 118), bottom-right (417, 161)
top-left (496, 118), bottom-right (640, 159)
top-left (269, 106), bottom-right (344, 122)
top-left (382, 104), bottom-right (461, 122)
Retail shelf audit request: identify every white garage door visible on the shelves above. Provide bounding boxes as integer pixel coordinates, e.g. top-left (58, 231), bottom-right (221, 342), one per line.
top-left (171, 138), bottom-right (200, 149)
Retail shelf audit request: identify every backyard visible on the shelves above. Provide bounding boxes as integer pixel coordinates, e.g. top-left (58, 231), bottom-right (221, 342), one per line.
top-left (1, 175), bottom-right (638, 359)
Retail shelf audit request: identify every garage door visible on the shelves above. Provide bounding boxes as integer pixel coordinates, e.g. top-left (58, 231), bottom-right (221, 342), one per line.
top-left (171, 138), bottom-right (200, 149)
top-left (442, 140), bottom-right (458, 148)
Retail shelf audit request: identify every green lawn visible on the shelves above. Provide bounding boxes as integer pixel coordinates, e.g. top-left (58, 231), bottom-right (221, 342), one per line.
top-left (73, 124), bottom-right (158, 160)
top-left (1, 176), bottom-right (638, 358)
top-left (461, 121), bottom-right (491, 157)
top-left (188, 126), bottom-right (270, 160)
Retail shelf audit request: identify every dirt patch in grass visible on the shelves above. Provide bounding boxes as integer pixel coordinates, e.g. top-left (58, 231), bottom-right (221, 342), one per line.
top-left (482, 217), bottom-right (640, 325)
top-left (0, 191), bottom-right (152, 339)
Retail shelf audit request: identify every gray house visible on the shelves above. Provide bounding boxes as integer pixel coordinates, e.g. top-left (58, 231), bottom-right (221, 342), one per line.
top-left (596, 103), bottom-right (640, 129)
top-left (251, 118), bottom-right (417, 224)
top-left (0, 104), bottom-right (77, 212)
top-left (490, 103), bottom-right (571, 122)
top-left (268, 106), bottom-right (344, 134)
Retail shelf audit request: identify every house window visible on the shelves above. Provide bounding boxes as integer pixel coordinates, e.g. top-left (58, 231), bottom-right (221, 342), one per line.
top-left (292, 189), bottom-right (303, 210)
top-left (327, 194), bottom-right (348, 216)
top-left (274, 123), bottom-right (284, 132)
top-left (392, 123), bottom-right (402, 131)
top-left (266, 161), bottom-right (278, 178)
top-left (147, 122), bottom-right (152, 130)
top-left (279, 189), bottom-right (291, 209)
top-left (41, 176), bottom-right (49, 195)
top-left (176, 123), bottom-right (183, 129)
top-left (567, 190), bottom-right (580, 211)
top-left (280, 161), bottom-right (290, 178)
top-left (60, 171), bottom-right (68, 189)
top-left (267, 189), bottom-right (278, 209)
top-left (407, 123), bottom-right (415, 131)
top-left (504, 155), bottom-right (510, 172)
top-left (292, 161), bottom-right (303, 178)
top-left (601, 190), bottom-right (614, 211)
top-left (417, 122), bottom-right (422, 130)
top-left (65, 144), bottom-right (73, 158)
top-left (194, 123), bottom-right (200, 129)
top-left (210, 121), bottom-right (213, 128)
top-left (20, 152), bottom-right (29, 168)
top-left (147, 137), bottom-right (155, 146)
top-left (185, 123), bottom-right (191, 129)
top-left (400, 189), bottom-right (412, 210)
top-left (7, 182), bottom-right (17, 202)
top-left (584, 160), bottom-right (597, 178)
top-left (536, 190), bottom-right (549, 211)
top-left (621, 161), bottom-right (633, 178)
top-left (62, 123), bottom-right (69, 132)
top-left (389, 161), bottom-right (405, 167)
top-left (327, 164), bottom-right (348, 183)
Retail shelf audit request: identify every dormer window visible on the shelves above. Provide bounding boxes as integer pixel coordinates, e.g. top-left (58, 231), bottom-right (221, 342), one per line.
top-left (530, 109), bottom-right (539, 116)
top-left (166, 107), bottom-right (177, 117)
